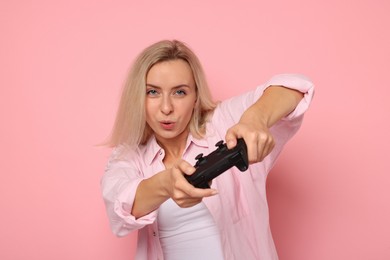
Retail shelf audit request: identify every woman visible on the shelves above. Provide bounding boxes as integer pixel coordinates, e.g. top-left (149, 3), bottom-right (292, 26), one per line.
top-left (101, 39), bottom-right (314, 260)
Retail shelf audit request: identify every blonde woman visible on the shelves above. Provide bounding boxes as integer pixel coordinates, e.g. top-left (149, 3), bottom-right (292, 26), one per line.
top-left (101, 40), bottom-right (314, 260)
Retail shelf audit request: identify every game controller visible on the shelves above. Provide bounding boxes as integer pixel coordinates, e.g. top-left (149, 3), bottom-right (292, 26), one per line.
top-left (185, 138), bottom-right (249, 189)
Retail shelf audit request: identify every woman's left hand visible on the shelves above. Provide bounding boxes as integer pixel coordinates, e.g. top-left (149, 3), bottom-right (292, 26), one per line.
top-left (225, 110), bottom-right (275, 164)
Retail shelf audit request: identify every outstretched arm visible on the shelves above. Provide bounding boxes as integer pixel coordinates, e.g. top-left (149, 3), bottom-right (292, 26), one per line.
top-left (225, 85), bottom-right (304, 163)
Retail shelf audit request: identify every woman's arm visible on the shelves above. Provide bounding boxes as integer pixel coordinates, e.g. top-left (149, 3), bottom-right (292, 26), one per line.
top-left (131, 160), bottom-right (218, 219)
top-left (225, 85), bottom-right (304, 163)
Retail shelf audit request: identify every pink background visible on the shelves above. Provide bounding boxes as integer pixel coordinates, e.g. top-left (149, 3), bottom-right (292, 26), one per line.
top-left (1, 0), bottom-right (389, 259)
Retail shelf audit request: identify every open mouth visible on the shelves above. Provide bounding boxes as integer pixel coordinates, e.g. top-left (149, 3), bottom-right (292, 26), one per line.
top-left (160, 121), bottom-right (175, 130)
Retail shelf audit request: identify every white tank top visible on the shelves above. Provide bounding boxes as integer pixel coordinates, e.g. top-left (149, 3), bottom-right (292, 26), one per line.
top-left (157, 199), bottom-right (224, 260)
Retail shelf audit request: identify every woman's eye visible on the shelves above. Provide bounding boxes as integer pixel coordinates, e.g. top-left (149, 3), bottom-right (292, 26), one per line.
top-left (175, 90), bottom-right (186, 96)
top-left (146, 89), bottom-right (158, 96)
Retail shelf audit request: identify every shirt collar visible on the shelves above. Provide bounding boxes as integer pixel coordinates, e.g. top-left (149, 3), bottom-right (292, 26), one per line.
top-left (144, 133), bottom-right (209, 166)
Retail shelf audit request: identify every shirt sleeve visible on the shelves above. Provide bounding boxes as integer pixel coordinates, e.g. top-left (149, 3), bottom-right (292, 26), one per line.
top-left (262, 73), bottom-right (315, 120)
top-left (101, 146), bottom-right (158, 237)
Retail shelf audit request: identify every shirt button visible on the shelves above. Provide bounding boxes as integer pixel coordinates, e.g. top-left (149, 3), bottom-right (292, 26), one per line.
top-left (153, 231), bottom-right (156, 236)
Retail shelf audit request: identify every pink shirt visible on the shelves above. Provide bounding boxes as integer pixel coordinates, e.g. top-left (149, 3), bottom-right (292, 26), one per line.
top-left (101, 74), bottom-right (315, 260)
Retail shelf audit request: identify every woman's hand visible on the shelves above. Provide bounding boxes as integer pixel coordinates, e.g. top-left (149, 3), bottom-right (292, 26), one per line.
top-left (132, 159), bottom-right (217, 218)
top-left (163, 159), bottom-right (218, 208)
top-left (225, 110), bottom-right (275, 164)
top-left (225, 86), bottom-right (303, 164)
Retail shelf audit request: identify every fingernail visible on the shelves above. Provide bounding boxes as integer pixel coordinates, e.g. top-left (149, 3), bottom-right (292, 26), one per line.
top-left (187, 168), bottom-right (195, 175)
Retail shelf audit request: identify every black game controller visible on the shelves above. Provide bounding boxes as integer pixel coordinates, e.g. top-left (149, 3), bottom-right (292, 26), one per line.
top-left (185, 138), bottom-right (249, 189)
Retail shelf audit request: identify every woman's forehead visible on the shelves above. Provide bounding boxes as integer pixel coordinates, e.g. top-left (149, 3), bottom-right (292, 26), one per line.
top-left (146, 60), bottom-right (195, 87)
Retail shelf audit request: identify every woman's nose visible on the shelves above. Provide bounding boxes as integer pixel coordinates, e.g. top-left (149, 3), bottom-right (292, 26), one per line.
top-left (161, 96), bottom-right (173, 115)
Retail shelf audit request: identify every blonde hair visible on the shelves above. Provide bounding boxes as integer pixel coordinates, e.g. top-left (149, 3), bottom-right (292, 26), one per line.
top-left (107, 40), bottom-right (217, 147)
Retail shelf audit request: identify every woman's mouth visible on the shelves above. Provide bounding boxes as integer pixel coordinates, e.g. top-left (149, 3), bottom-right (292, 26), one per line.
top-left (160, 121), bottom-right (175, 130)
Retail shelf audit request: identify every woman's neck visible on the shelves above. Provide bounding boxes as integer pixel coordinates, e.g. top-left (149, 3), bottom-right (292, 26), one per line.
top-left (156, 130), bottom-right (189, 168)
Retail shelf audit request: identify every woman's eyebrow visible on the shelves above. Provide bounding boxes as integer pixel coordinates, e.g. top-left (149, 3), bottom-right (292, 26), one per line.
top-left (145, 83), bottom-right (161, 88)
top-left (146, 83), bottom-right (191, 89)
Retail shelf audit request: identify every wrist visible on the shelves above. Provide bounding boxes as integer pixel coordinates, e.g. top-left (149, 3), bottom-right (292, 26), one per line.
top-left (157, 170), bottom-right (172, 199)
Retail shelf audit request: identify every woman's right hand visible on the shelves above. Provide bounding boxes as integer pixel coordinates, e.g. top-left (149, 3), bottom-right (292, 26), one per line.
top-left (163, 159), bottom-right (218, 208)
top-left (132, 159), bottom-right (218, 218)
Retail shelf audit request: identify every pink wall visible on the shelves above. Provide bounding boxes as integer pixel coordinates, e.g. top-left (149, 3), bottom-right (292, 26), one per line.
top-left (1, 0), bottom-right (389, 259)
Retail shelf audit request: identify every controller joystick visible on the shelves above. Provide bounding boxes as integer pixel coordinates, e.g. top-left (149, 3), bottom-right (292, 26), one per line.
top-left (195, 153), bottom-right (206, 167)
top-left (185, 138), bottom-right (249, 189)
top-left (215, 140), bottom-right (224, 149)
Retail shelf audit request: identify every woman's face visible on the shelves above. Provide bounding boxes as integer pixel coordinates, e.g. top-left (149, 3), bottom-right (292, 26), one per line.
top-left (145, 59), bottom-right (197, 144)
